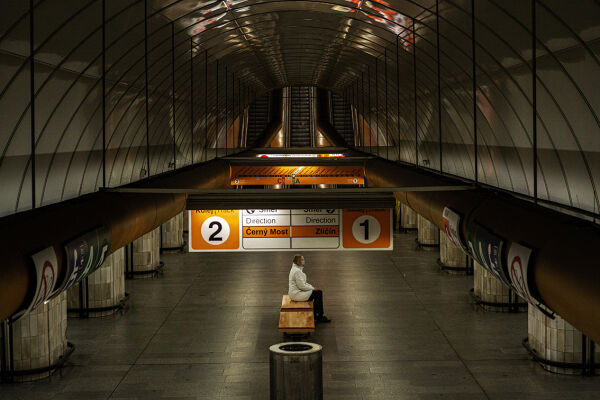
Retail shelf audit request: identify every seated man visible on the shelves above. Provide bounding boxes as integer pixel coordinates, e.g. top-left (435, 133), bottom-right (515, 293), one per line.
top-left (288, 254), bottom-right (331, 323)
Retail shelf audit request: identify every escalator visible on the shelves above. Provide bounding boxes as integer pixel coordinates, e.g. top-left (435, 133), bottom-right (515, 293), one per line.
top-left (289, 86), bottom-right (312, 147)
top-left (331, 92), bottom-right (354, 147)
top-left (246, 93), bottom-right (270, 147)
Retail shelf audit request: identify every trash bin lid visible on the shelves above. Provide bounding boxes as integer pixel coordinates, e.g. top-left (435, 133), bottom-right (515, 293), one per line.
top-left (269, 342), bottom-right (322, 354)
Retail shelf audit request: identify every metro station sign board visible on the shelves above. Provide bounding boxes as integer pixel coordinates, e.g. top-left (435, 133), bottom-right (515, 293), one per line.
top-left (230, 165), bottom-right (364, 186)
top-left (189, 209), bottom-right (392, 252)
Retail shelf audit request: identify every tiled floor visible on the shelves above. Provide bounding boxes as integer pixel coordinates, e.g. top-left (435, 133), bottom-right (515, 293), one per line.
top-left (2, 232), bottom-right (599, 399)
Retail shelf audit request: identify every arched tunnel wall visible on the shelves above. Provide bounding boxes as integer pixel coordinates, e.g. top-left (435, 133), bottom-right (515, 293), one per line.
top-left (1, 1), bottom-right (598, 218)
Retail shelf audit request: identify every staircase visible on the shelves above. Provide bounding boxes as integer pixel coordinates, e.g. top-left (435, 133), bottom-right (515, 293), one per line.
top-left (246, 93), bottom-right (270, 147)
top-left (289, 86), bottom-right (312, 147)
top-left (331, 93), bottom-right (354, 147)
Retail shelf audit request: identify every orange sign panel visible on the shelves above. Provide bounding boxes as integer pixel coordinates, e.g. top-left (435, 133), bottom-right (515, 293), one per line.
top-left (291, 226), bottom-right (339, 237)
top-left (230, 165), bottom-right (364, 186)
top-left (342, 209), bottom-right (392, 249)
top-left (190, 210), bottom-right (239, 250)
top-left (243, 226), bottom-right (290, 238)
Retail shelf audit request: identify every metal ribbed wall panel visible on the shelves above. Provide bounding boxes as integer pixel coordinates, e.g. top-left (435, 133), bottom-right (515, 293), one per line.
top-left (0, 0), bottom-right (598, 217)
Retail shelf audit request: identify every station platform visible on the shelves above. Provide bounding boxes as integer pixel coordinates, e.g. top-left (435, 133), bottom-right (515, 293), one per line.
top-left (2, 232), bottom-right (598, 400)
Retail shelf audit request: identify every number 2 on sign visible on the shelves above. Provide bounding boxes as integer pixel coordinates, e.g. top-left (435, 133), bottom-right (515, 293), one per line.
top-left (201, 216), bottom-right (230, 245)
top-left (209, 221), bottom-right (223, 241)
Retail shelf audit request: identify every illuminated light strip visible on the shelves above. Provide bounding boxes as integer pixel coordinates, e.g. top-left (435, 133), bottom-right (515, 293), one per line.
top-left (256, 153), bottom-right (345, 158)
top-left (230, 165), bottom-right (365, 185)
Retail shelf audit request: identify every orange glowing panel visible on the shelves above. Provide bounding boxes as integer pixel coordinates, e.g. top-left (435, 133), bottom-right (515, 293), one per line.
top-left (230, 165), bottom-right (364, 185)
top-left (190, 210), bottom-right (240, 250)
top-left (242, 226), bottom-right (290, 238)
top-left (342, 209), bottom-right (392, 249)
top-left (291, 225), bottom-right (339, 237)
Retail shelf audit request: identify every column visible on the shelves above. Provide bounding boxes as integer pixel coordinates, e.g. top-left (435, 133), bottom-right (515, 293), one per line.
top-left (161, 212), bottom-right (184, 251)
top-left (183, 209), bottom-right (189, 233)
top-left (183, 210), bottom-right (189, 252)
top-left (439, 231), bottom-right (468, 274)
top-left (132, 228), bottom-right (161, 276)
top-left (400, 203), bottom-right (417, 231)
top-left (473, 261), bottom-right (521, 312)
top-left (394, 200), bottom-right (401, 231)
top-left (67, 247), bottom-right (126, 317)
top-left (417, 214), bottom-right (439, 247)
top-left (6, 292), bottom-right (68, 382)
top-left (528, 305), bottom-right (600, 374)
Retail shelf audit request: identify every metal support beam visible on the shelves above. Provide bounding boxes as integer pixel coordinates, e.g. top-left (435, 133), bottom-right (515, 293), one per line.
top-left (436, 0), bottom-right (442, 173)
top-left (532, 0), bottom-right (538, 203)
top-left (215, 59), bottom-right (219, 158)
top-left (396, 34), bottom-right (401, 162)
top-left (204, 49), bottom-right (208, 161)
top-left (171, 22), bottom-right (176, 170)
top-left (102, 0), bottom-right (106, 187)
top-left (385, 48), bottom-right (389, 160)
top-left (361, 71), bottom-right (365, 149)
top-left (190, 38), bottom-right (194, 164)
top-left (472, 0), bottom-right (477, 184)
top-left (368, 65), bottom-right (372, 153)
top-left (29, 0), bottom-right (35, 208)
top-left (413, 19), bottom-right (418, 167)
top-left (144, 0), bottom-right (150, 176)
top-left (186, 190), bottom-right (396, 210)
top-left (225, 65), bottom-right (228, 156)
top-left (375, 56), bottom-right (379, 156)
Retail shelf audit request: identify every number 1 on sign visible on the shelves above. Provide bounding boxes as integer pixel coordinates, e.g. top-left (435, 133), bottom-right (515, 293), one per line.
top-left (359, 219), bottom-right (369, 240)
top-left (351, 215), bottom-right (381, 245)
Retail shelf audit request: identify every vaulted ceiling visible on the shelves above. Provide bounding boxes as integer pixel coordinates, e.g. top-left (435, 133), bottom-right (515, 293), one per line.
top-left (0, 0), bottom-right (598, 217)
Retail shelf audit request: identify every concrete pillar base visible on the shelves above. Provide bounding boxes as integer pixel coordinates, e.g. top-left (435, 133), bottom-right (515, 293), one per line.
top-left (131, 228), bottom-right (161, 278)
top-left (67, 247), bottom-right (126, 317)
top-left (527, 305), bottom-right (600, 375)
top-left (161, 212), bottom-right (185, 251)
top-left (439, 231), bottom-right (469, 274)
top-left (400, 204), bottom-right (417, 232)
top-left (417, 215), bottom-right (439, 249)
top-left (1, 293), bottom-right (70, 382)
top-left (473, 262), bottom-right (525, 312)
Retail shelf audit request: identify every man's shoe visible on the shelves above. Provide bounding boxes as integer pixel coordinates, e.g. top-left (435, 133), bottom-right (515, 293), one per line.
top-left (316, 315), bottom-right (331, 323)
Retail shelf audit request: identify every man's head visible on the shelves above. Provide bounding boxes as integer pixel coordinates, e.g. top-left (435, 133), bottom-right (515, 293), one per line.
top-left (293, 254), bottom-right (305, 267)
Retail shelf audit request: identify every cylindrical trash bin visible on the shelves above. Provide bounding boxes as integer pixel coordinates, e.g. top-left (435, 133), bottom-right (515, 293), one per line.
top-left (270, 342), bottom-right (322, 400)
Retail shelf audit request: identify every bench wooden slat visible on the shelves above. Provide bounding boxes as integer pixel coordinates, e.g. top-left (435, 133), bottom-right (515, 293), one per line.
top-left (281, 295), bottom-right (313, 311)
top-left (278, 310), bottom-right (315, 333)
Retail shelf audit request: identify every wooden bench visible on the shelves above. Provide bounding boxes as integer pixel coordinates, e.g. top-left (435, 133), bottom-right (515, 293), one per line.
top-left (278, 295), bottom-right (315, 334)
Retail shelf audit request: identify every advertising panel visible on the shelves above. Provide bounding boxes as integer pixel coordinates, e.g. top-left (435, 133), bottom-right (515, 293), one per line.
top-left (441, 207), bottom-right (467, 252)
top-left (507, 242), bottom-right (537, 304)
top-left (61, 226), bottom-right (111, 292)
top-left (14, 246), bottom-right (60, 320)
top-left (189, 209), bottom-right (392, 252)
top-left (466, 221), bottom-right (510, 285)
